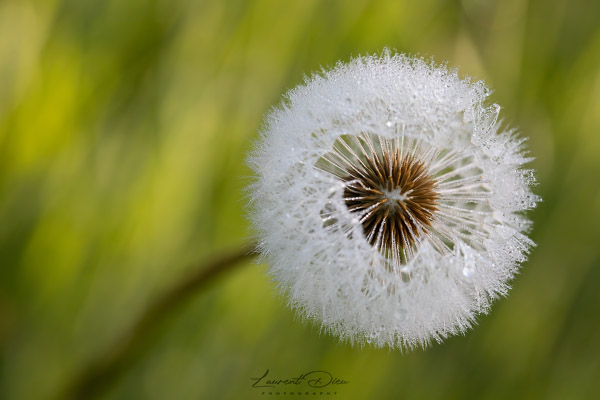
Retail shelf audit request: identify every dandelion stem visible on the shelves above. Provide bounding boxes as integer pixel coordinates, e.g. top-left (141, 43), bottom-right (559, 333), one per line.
top-left (61, 242), bottom-right (257, 400)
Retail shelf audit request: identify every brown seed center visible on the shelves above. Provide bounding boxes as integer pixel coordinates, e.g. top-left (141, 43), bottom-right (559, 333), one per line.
top-left (318, 134), bottom-right (440, 259)
top-left (343, 153), bottom-right (439, 252)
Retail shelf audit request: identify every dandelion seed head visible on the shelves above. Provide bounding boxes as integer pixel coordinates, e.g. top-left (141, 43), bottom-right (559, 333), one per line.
top-left (248, 50), bottom-right (539, 349)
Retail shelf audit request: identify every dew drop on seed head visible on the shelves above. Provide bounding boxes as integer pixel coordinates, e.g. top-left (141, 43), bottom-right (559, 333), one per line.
top-left (463, 250), bottom-right (475, 277)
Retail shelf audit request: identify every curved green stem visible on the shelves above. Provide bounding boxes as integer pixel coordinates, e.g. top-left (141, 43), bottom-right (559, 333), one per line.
top-left (61, 243), bottom-right (257, 399)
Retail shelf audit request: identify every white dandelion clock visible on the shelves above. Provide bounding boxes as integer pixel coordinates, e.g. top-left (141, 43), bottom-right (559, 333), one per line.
top-left (248, 51), bottom-right (539, 349)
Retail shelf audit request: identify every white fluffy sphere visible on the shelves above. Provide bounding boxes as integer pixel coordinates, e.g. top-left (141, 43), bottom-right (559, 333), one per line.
top-left (248, 51), bottom-right (539, 349)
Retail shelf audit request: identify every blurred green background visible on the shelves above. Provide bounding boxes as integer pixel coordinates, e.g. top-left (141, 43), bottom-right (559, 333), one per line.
top-left (1, 0), bottom-right (600, 399)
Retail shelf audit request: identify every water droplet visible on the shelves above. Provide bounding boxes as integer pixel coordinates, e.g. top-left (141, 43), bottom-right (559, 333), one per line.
top-left (463, 266), bottom-right (474, 278)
